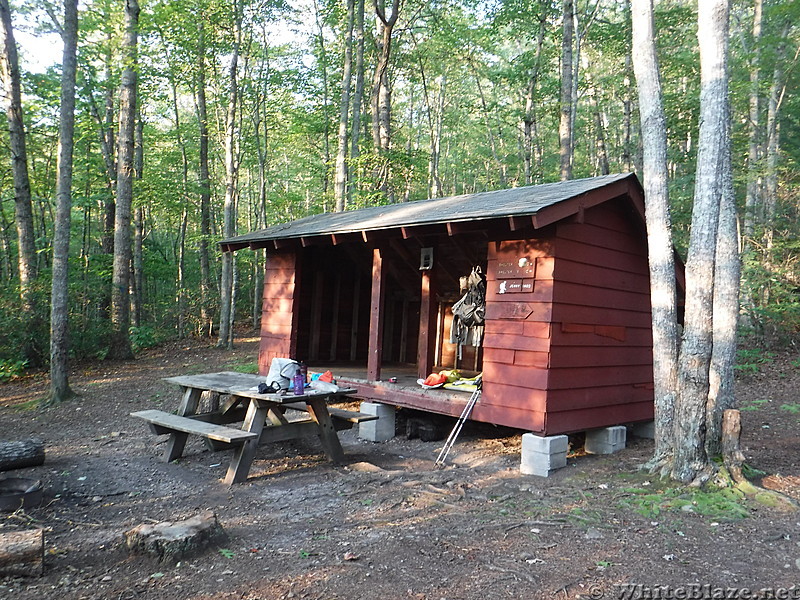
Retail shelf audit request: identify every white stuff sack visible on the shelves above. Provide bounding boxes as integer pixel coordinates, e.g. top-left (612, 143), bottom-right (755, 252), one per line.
top-left (265, 357), bottom-right (299, 390)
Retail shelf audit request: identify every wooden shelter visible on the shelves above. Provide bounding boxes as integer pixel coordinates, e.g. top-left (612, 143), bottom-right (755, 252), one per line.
top-left (221, 173), bottom-right (679, 436)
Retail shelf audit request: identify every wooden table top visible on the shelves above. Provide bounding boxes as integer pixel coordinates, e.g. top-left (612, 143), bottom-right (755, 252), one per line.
top-left (162, 371), bottom-right (355, 404)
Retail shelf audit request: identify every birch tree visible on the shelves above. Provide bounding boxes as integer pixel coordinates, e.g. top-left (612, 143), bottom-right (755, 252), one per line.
top-left (49, 0), bottom-right (79, 403)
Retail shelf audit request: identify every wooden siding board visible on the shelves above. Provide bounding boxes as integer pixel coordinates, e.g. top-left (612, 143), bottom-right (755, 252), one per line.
top-left (551, 304), bottom-right (653, 328)
top-left (484, 332), bottom-right (551, 353)
top-left (543, 401), bottom-right (653, 436)
top-left (557, 222), bottom-right (646, 256)
top-left (547, 365), bottom-right (653, 389)
top-left (554, 259), bottom-right (650, 294)
top-left (547, 346), bottom-right (652, 368)
top-left (552, 282), bottom-right (651, 312)
top-left (483, 362), bottom-right (548, 389)
top-left (546, 385), bottom-right (653, 413)
top-left (554, 238), bottom-right (649, 275)
top-left (551, 326), bottom-right (652, 347)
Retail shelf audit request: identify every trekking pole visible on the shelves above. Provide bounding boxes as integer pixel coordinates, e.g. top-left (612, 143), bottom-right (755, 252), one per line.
top-left (435, 378), bottom-right (482, 468)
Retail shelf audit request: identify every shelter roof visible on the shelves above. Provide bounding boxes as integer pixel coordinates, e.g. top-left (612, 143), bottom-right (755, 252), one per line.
top-left (220, 173), bottom-right (643, 252)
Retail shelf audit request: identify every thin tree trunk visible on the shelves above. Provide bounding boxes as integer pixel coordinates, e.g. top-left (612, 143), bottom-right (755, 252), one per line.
top-left (349, 0), bottom-right (365, 203)
top-left (523, 13), bottom-right (546, 185)
top-left (558, 0), bottom-right (574, 181)
top-left (49, 0), bottom-right (79, 403)
top-left (371, 0), bottom-right (400, 196)
top-left (131, 111), bottom-right (144, 329)
top-left (218, 0), bottom-right (242, 349)
top-left (313, 0), bottom-right (332, 194)
top-left (334, 0), bottom-right (355, 213)
top-left (743, 0), bottom-right (763, 241)
top-left (429, 74), bottom-right (445, 198)
top-left (631, 0), bottom-right (679, 470)
top-left (673, 0), bottom-right (730, 484)
top-left (107, 0), bottom-right (140, 360)
top-left (102, 29), bottom-right (116, 255)
top-left (0, 0), bottom-right (40, 364)
top-left (706, 103), bottom-right (738, 459)
top-left (196, 18), bottom-right (213, 336)
top-left (762, 24), bottom-right (791, 249)
top-left (623, 53), bottom-right (633, 172)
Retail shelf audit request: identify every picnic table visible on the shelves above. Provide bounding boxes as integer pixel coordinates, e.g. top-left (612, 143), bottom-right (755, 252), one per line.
top-left (131, 371), bottom-right (375, 484)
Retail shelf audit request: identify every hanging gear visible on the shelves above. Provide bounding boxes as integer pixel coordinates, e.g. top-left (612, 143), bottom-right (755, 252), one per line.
top-left (450, 266), bottom-right (487, 359)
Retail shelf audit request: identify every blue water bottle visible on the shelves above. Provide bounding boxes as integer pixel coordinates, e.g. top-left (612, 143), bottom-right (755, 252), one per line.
top-left (292, 369), bottom-right (305, 396)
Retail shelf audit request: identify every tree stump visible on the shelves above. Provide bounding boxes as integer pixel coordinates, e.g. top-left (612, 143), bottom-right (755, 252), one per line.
top-left (0, 439), bottom-right (45, 472)
top-left (721, 409), bottom-right (746, 484)
top-left (0, 529), bottom-right (44, 577)
top-left (124, 511), bottom-right (226, 562)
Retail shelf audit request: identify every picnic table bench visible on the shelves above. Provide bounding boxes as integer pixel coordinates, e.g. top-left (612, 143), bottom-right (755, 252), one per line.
top-left (131, 371), bottom-right (375, 484)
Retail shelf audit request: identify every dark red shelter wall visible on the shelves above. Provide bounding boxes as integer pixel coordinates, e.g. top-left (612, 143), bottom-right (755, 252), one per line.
top-left (477, 238), bottom-right (557, 432)
top-left (258, 251), bottom-right (300, 375)
top-left (545, 199), bottom-right (654, 434)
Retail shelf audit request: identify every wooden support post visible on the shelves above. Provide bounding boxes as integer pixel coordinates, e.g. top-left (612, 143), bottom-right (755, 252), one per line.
top-left (349, 277), bottom-right (360, 362)
top-left (418, 268), bottom-right (438, 379)
top-left (305, 396), bottom-right (345, 464)
top-left (329, 272), bottom-right (341, 360)
top-left (367, 247), bottom-right (386, 381)
top-left (309, 270), bottom-right (324, 361)
top-left (224, 400), bottom-right (268, 485)
top-left (0, 529), bottom-right (44, 577)
top-left (164, 387), bottom-right (203, 462)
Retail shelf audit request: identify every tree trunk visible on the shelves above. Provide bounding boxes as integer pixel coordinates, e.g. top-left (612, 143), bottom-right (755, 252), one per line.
top-left (672, 0), bottom-right (730, 484)
top-left (313, 0), bottom-right (331, 194)
top-left (349, 0), bottom-right (365, 204)
top-left (523, 13), bottom-right (546, 186)
top-left (558, 0), bottom-right (574, 181)
top-left (743, 0), bottom-right (763, 241)
top-left (131, 110), bottom-right (144, 329)
top-left (706, 110), bottom-right (738, 459)
top-left (218, 0), bottom-right (242, 349)
top-left (0, 0), bottom-right (41, 364)
top-left (371, 0), bottom-right (400, 167)
top-left (429, 74), bottom-right (445, 198)
top-left (101, 31), bottom-right (116, 256)
top-left (49, 0), bottom-right (79, 404)
top-left (631, 0), bottom-right (679, 469)
top-left (762, 24), bottom-right (790, 249)
top-left (196, 18), bottom-right (213, 336)
top-left (107, 0), bottom-right (140, 361)
top-left (334, 0), bottom-right (355, 213)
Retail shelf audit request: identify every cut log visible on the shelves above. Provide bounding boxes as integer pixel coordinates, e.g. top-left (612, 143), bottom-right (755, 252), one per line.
top-left (124, 510), bottom-right (226, 562)
top-left (0, 439), bottom-right (45, 472)
top-left (0, 529), bottom-right (44, 577)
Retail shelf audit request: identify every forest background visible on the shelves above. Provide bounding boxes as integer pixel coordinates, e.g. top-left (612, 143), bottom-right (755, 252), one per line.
top-left (0, 0), bottom-right (797, 381)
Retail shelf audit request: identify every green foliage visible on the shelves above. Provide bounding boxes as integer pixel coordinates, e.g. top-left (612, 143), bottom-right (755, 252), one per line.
top-left (780, 403), bottom-right (800, 415)
top-left (0, 358), bottom-right (28, 382)
top-left (739, 398), bottom-right (770, 412)
top-left (224, 358), bottom-right (259, 374)
top-left (218, 548), bottom-right (235, 559)
top-left (734, 348), bottom-right (775, 375)
top-left (129, 326), bottom-right (160, 352)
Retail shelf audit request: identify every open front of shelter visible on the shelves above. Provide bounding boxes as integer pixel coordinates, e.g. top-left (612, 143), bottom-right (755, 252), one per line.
top-left (221, 173), bottom-right (683, 440)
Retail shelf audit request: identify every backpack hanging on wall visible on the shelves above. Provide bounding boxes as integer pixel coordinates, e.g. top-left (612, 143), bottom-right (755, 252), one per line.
top-left (450, 266), bottom-right (487, 358)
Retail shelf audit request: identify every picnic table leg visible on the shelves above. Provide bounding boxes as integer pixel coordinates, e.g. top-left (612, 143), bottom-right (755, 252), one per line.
top-left (164, 387), bottom-right (202, 462)
top-left (305, 397), bottom-right (345, 464)
top-left (224, 400), bottom-right (268, 485)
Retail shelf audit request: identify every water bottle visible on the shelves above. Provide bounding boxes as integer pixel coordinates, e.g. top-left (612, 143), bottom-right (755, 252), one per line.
top-left (292, 369), bottom-right (305, 396)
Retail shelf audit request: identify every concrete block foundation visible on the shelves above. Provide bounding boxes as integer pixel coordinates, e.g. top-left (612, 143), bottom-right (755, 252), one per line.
top-left (520, 433), bottom-right (568, 477)
top-left (585, 425), bottom-right (627, 454)
top-left (358, 402), bottom-right (396, 442)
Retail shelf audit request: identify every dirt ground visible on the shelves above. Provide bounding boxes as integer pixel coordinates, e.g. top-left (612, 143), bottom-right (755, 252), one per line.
top-left (0, 334), bottom-right (799, 600)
